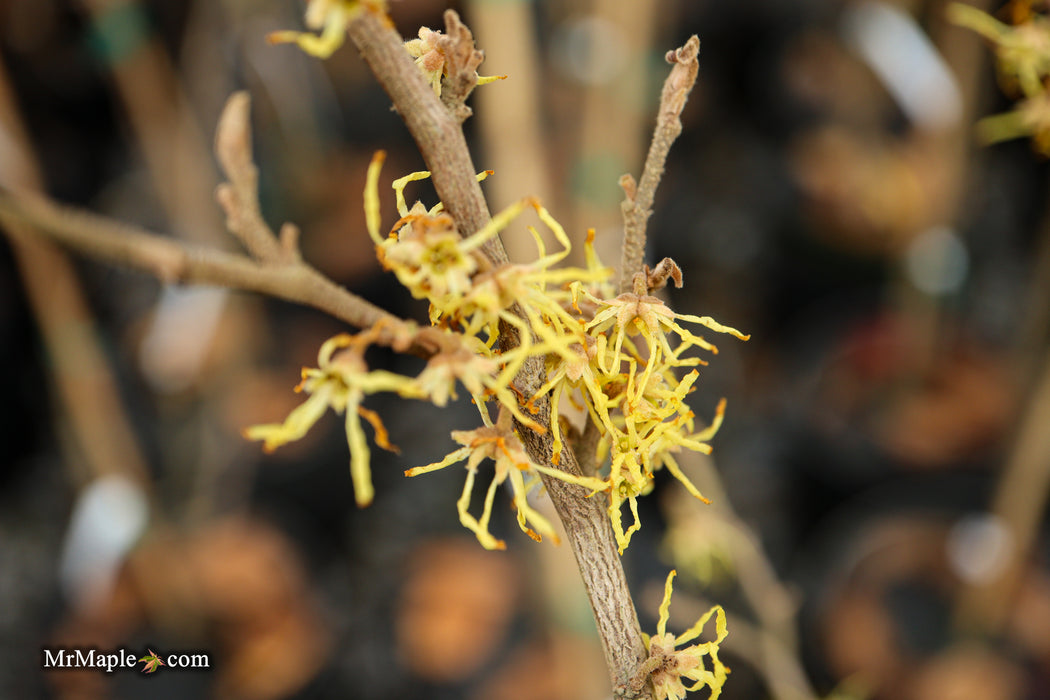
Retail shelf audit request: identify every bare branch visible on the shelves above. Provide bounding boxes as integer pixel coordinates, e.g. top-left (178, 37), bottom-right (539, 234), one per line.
top-left (618, 35), bottom-right (700, 294)
top-left (214, 91), bottom-right (297, 264)
top-left (0, 190), bottom-right (441, 355)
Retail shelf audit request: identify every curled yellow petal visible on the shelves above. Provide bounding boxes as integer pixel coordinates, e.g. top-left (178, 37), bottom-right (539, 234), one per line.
top-left (364, 151), bottom-right (386, 244)
top-left (657, 569), bottom-right (676, 638)
top-left (345, 402), bottom-right (374, 507)
top-left (267, 7), bottom-right (349, 59)
top-left (243, 386), bottom-right (333, 453)
top-left (357, 406), bottom-right (399, 453)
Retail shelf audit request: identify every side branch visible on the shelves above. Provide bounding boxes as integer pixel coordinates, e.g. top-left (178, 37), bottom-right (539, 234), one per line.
top-left (346, 8), bottom-right (508, 266)
top-left (214, 91), bottom-right (300, 264)
top-left (0, 191), bottom-right (435, 354)
top-left (618, 35), bottom-right (700, 294)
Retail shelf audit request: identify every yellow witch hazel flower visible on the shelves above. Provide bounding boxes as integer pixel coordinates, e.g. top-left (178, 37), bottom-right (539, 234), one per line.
top-left (564, 274), bottom-right (748, 553)
top-left (243, 328), bottom-right (418, 507)
top-left (585, 289), bottom-right (749, 376)
top-left (364, 152), bottom-right (493, 307)
top-left (627, 570), bottom-right (729, 700)
top-left (364, 151), bottom-right (607, 429)
top-left (405, 407), bottom-right (606, 550)
top-left (268, 0), bottom-right (386, 59)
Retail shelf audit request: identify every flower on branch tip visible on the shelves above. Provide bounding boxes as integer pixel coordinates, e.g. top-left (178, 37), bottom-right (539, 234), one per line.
top-left (268, 0), bottom-right (387, 59)
top-left (629, 570), bottom-right (729, 700)
top-left (243, 330), bottom-right (417, 507)
top-left (404, 408), bottom-right (606, 550)
top-left (403, 25), bottom-right (506, 97)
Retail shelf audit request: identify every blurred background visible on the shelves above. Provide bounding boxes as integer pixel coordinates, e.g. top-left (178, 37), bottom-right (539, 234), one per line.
top-left (3, 0), bottom-right (1050, 698)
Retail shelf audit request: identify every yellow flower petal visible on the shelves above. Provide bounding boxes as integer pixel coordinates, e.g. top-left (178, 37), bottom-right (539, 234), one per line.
top-left (243, 386), bottom-right (334, 453)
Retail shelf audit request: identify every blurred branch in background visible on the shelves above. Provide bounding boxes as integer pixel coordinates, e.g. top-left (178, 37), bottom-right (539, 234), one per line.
top-left (0, 49), bottom-right (157, 623)
top-left (79, 0), bottom-right (222, 245)
top-left (0, 96), bottom-right (419, 350)
top-left (661, 453), bottom-right (819, 700)
top-left (468, 0), bottom-right (554, 263)
top-left (0, 53), bottom-right (150, 493)
top-left (561, 0), bottom-right (660, 270)
top-left (955, 345), bottom-right (1050, 634)
top-left (0, 28), bottom-right (337, 691)
top-left (79, 0), bottom-right (246, 395)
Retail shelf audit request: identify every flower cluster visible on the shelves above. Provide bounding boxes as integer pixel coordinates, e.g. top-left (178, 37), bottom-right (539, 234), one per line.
top-left (253, 2), bottom-right (749, 554)
top-left (364, 151), bottom-right (610, 434)
top-left (573, 282), bottom-right (748, 552)
top-left (631, 570), bottom-right (729, 700)
top-left (247, 148), bottom-right (747, 551)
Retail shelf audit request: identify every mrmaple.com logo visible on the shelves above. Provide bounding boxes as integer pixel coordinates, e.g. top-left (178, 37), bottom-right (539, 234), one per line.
top-left (42, 647), bottom-right (210, 674)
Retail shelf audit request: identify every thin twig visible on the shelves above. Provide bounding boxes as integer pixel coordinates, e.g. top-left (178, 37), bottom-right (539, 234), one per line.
top-left (618, 35), bottom-right (700, 294)
top-left (214, 91), bottom-right (296, 264)
top-left (0, 190), bottom-right (439, 355)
